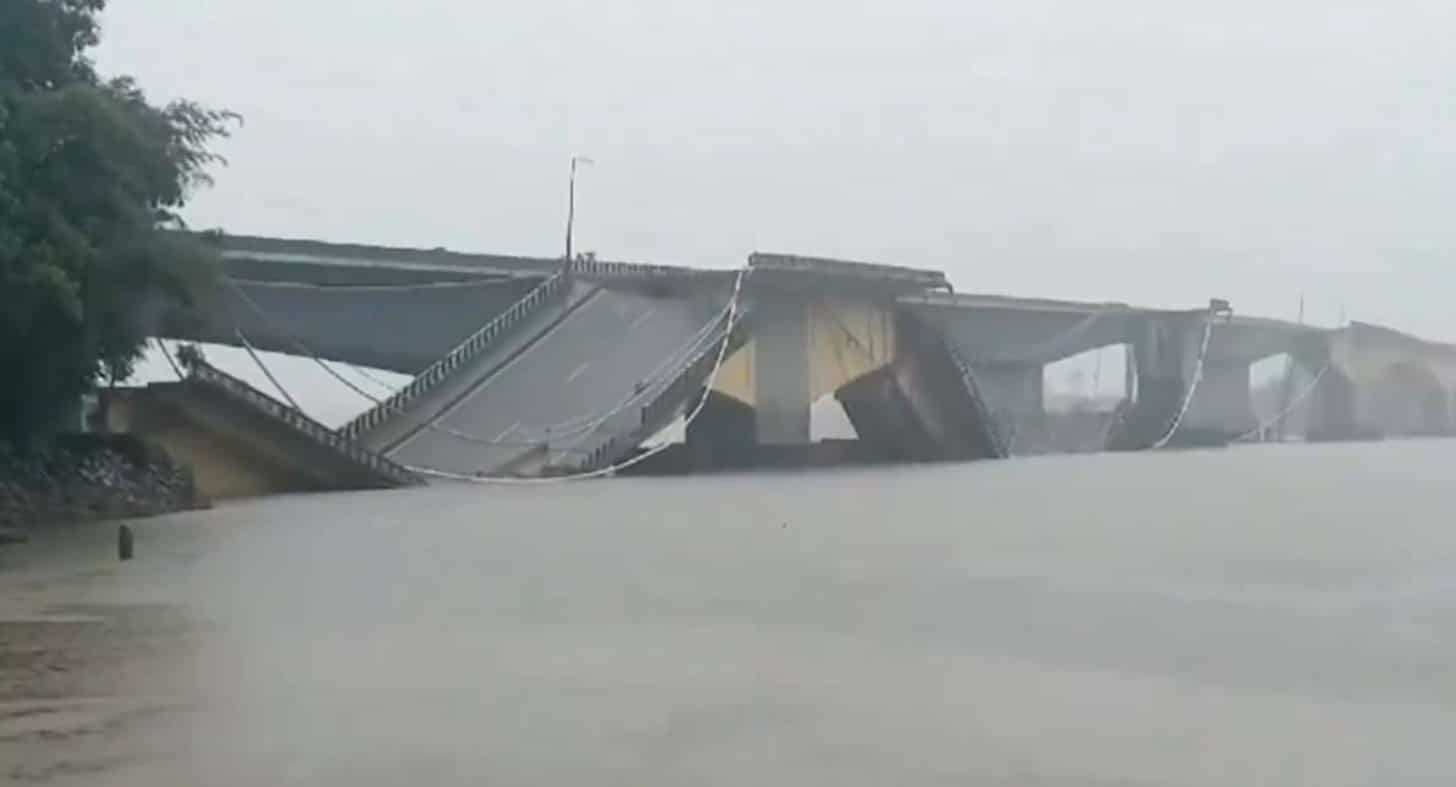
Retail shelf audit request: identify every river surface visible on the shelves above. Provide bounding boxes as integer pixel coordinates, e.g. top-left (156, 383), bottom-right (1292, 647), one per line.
top-left (3, 440), bottom-right (1455, 785)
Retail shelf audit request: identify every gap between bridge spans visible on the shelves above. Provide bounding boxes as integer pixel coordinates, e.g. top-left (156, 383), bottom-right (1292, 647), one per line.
top-left (221, 275), bottom-right (396, 407)
top-left (1232, 363), bottom-right (1331, 443)
top-left (1002, 301), bottom-right (1220, 457)
top-left (974, 305), bottom-right (1120, 366)
top-left (1226, 313), bottom-right (1352, 444)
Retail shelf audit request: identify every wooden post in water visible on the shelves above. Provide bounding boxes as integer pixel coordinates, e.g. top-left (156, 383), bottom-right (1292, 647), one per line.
top-left (118, 524), bottom-right (133, 561)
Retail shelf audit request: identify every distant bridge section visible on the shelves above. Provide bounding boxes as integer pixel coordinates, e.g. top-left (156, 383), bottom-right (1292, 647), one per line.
top-left (190, 275), bottom-right (544, 374)
top-left (216, 233), bottom-right (561, 282)
top-left (901, 291), bottom-right (1326, 450)
top-left (1303, 322), bottom-right (1456, 439)
top-left (158, 234), bottom-right (724, 373)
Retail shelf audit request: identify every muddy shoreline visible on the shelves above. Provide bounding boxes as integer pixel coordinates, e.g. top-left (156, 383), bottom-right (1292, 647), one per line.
top-left (0, 435), bottom-right (203, 542)
top-left (0, 517), bottom-right (204, 783)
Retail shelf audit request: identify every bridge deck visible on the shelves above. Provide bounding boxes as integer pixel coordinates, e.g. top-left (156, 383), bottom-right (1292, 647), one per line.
top-left (376, 286), bottom-right (729, 477)
top-left (216, 234), bottom-right (560, 279)
top-left (748, 252), bottom-right (948, 294)
top-left (900, 291), bottom-right (1136, 315)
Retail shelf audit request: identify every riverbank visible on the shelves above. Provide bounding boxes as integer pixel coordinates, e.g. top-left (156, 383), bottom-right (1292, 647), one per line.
top-left (0, 515), bottom-right (202, 783)
top-left (0, 436), bottom-right (202, 541)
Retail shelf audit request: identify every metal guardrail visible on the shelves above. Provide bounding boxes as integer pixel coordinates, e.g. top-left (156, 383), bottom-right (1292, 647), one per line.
top-left (340, 272), bottom-right (570, 440)
top-left (186, 362), bottom-right (420, 486)
top-left (568, 257), bottom-right (699, 279)
top-left (568, 310), bottom-right (750, 474)
top-left (642, 315), bottom-right (745, 430)
top-left (212, 233), bottom-right (559, 278)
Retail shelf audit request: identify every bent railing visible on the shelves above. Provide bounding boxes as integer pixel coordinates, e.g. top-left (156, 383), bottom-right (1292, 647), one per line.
top-left (186, 362), bottom-right (420, 486)
top-left (340, 272), bottom-right (569, 440)
top-left (938, 333), bottom-right (1011, 459)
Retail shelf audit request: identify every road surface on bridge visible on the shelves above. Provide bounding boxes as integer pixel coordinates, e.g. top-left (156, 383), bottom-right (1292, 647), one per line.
top-left (385, 287), bottom-right (723, 476)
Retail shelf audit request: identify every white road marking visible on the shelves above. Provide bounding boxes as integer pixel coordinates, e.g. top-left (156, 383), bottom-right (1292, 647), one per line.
top-left (627, 308), bottom-right (657, 331)
top-left (393, 288), bottom-right (605, 452)
top-left (566, 361), bottom-right (592, 383)
top-left (493, 422), bottom-right (521, 441)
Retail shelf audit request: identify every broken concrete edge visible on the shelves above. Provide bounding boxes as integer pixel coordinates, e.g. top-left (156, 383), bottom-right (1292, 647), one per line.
top-left (181, 362), bottom-right (421, 488)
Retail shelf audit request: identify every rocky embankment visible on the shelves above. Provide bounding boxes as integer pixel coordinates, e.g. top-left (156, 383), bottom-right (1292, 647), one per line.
top-left (0, 436), bottom-right (200, 541)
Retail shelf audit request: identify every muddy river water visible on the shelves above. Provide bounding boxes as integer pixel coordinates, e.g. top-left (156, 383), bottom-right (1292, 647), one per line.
top-left (3, 440), bottom-right (1454, 785)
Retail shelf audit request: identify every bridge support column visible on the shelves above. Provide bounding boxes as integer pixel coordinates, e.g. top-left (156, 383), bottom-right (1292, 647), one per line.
top-left (753, 295), bottom-right (812, 445)
top-left (1111, 313), bottom-right (1204, 450)
top-left (1182, 360), bottom-right (1257, 440)
top-left (1292, 335), bottom-right (1361, 442)
top-left (1306, 367), bottom-right (1361, 441)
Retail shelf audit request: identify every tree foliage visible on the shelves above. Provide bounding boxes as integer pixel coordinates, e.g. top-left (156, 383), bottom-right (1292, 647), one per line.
top-left (0, 0), bottom-right (237, 445)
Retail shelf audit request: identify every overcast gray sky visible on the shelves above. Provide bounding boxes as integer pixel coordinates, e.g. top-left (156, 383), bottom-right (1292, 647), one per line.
top-left (97, 0), bottom-right (1456, 339)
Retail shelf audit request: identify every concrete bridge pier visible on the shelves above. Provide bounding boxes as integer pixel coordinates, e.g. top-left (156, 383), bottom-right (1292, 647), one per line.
top-left (753, 294), bottom-right (813, 446)
top-left (1181, 359), bottom-right (1258, 441)
top-left (1304, 366), bottom-right (1362, 441)
top-left (1110, 312), bottom-right (1205, 450)
top-left (1293, 333), bottom-right (1380, 442)
top-left (1365, 364), bottom-right (1454, 438)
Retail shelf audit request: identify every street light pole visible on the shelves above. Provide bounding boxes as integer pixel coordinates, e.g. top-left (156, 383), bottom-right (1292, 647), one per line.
top-left (564, 155), bottom-right (593, 264)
